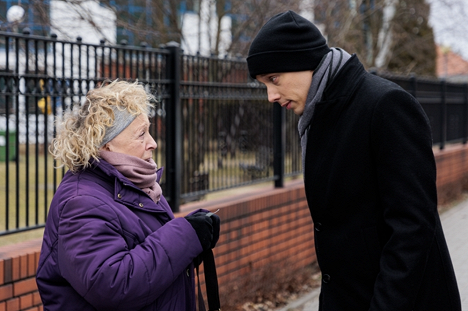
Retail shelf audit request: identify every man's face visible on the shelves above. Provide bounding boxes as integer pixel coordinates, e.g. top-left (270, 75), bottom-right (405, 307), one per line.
top-left (256, 71), bottom-right (313, 115)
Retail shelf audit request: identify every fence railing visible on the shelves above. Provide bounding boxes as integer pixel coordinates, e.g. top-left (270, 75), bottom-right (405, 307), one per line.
top-left (0, 30), bottom-right (300, 235)
top-left (0, 30), bottom-right (467, 236)
top-left (382, 73), bottom-right (468, 149)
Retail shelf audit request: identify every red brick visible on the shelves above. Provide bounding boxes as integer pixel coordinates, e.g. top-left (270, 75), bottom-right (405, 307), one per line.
top-left (0, 284), bottom-right (13, 301)
top-left (34, 254), bottom-right (40, 279)
top-left (6, 297), bottom-right (19, 311)
top-left (19, 293), bottom-right (33, 309)
top-left (0, 301), bottom-right (5, 311)
top-left (2, 260), bottom-right (11, 284)
top-left (13, 278), bottom-right (37, 297)
top-left (27, 255), bottom-right (35, 278)
top-left (32, 292), bottom-right (41, 306)
top-left (0, 261), bottom-right (4, 286)
top-left (11, 258), bottom-right (19, 282)
top-left (19, 256), bottom-right (28, 279)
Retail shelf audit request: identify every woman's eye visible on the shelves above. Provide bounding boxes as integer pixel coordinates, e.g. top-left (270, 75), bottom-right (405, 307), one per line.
top-left (269, 76), bottom-right (277, 83)
top-left (140, 132), bottom-right (145, 137)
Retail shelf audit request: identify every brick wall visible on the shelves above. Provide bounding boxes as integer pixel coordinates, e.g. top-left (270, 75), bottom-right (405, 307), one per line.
top-left (178, 179), bottom-right (315, 309)
top-left (2, 144), bottom-right (468, 311)
top-left (0, 239), bottom-right (43, 311)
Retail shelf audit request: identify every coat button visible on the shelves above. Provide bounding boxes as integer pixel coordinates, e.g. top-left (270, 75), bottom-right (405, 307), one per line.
top-left (117, 193), bottom-right (122, 199)
top-left (139, 203), bottom-right (144, 207)
top-left (186, 269), bottom-right (190, 277)
top-left (322, 274), bottom-right (331, 283)
top-left (315, 222), bottom-right (322, 231)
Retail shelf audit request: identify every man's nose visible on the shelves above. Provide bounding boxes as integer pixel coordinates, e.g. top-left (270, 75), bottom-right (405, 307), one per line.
top-left (267, 87), bottom-right (280, 103)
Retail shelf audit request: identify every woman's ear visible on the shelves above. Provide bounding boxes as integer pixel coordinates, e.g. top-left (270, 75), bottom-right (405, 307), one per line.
top-left (100, 143), bottom-right (112, 152)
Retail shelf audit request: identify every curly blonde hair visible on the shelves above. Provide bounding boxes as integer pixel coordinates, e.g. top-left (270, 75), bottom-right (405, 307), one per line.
top-left (51, 80), bottom-right (155, 172)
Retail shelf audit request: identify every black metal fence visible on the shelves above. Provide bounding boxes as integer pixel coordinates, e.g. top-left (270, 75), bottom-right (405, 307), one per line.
top-left (0, 30), bottom-right (467, 236)
top-left (0, 30), bottom-right (300, 235)
top-left (382, 73), bottom-right (468, 148)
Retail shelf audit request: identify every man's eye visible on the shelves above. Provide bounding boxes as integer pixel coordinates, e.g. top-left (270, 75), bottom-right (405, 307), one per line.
top-left (269, 76), bottom-right (277, 83)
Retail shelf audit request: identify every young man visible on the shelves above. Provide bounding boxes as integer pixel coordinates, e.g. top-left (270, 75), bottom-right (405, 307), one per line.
top-left (247, 10), bottom-right (461, 311)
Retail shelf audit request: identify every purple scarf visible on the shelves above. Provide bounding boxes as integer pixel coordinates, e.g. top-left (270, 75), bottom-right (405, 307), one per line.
top-left (99, 150), bottom-right (162, 202)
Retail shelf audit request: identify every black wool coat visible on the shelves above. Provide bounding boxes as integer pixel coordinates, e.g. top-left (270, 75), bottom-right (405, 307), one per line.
top-left (303, 55), bottom-right (461, 311)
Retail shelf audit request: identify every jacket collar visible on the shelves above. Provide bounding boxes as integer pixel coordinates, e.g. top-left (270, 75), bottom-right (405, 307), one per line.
top-left (89, 158), bottom-right (170, 215)
top-left (321, 54), bottom-right (367, 102)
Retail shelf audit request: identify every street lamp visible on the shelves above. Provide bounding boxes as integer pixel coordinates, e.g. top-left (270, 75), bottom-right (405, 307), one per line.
top-left (6, 5), bottom-right (25, 24)
top-left (6, 3), bottom-right (25, 33)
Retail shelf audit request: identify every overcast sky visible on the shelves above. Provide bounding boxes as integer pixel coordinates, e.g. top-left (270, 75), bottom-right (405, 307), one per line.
top-left (428, 0), bottom-right (468, 60)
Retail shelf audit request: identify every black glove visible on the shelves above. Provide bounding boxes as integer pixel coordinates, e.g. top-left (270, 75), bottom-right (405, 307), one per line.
top-left (209, 213), bottom-right (220, 249)
top-left (185, 212), bottom-right (213, 251)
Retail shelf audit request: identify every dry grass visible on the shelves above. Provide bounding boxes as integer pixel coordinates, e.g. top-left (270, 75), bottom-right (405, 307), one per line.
top-left (0, 144), bottom-right (65, 243)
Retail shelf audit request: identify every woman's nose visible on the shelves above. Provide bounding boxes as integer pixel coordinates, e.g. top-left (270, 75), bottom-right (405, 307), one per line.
top-left (147, 135), bottom-right (157, 150)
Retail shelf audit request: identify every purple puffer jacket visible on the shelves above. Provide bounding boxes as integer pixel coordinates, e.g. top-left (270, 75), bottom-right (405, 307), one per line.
top-left (36, 159), bottom-right (203, 311)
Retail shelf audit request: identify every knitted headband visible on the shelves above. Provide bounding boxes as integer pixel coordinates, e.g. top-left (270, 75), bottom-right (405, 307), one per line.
top-left (100, 107), bottom-right (138, 147)
top-left (247, 10), bottom-right (331, 79)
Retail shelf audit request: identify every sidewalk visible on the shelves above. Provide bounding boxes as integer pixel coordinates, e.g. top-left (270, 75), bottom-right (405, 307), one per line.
top-left (277, 198), bottom-right (468, 311)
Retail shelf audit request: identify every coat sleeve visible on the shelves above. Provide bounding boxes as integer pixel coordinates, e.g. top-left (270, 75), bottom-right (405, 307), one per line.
top-left (57, 195), bottom-right (202, 311)
top-left (369, 88), bottom-right (439, 310)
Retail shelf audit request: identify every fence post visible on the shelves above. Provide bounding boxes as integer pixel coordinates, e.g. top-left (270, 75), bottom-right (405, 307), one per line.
top-left (164, 42), bottom-right (182, 212)
top-left (273, 103), bottom-right (285, 188)
top-left (409, 73), bottom-right (417, 98)
top-left (464, 83), bottom-right (468, 144)
top-left (440, 79), bottom-right (447, 150)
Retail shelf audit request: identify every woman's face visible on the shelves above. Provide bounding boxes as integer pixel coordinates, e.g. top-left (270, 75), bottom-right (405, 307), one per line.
top-left (102, 114), bottom-right (157, 160)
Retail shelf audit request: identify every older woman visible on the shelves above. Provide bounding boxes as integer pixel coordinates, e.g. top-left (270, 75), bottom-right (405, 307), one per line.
top-left (36, 80), bottom-right (220, 311)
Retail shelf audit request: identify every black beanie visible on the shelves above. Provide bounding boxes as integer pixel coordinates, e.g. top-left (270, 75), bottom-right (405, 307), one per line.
top-left (247, 10), bottom-right (330, 79)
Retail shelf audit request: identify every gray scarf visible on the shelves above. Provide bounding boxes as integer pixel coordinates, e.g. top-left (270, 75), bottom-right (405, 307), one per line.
top-left (298, 47), bottom-right (351, 170)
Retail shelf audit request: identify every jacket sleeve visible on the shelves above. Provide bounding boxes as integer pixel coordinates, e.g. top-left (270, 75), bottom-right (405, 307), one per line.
top-left (57, 195), bottom-right (202, 311)
top-left (369, 88), bottom-right (439, 310)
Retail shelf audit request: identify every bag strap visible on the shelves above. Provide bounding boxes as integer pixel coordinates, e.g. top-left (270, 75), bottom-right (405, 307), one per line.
top-left (196, 250), bottom-right (221, 311)
top-left (203, 250), bottom-right (220, 310)
top-left (196, 263), bottom-right (206, 311)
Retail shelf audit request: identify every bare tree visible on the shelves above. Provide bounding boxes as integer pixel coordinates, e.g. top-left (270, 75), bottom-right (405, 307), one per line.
top-left (315, 0), bottom-right (437, 76)
top-left (44, 0), bottom-right (302, 56)
top-left (375, 0), bottom-right (398, 68)
top-left (386, 0), bottom-right (436, 76)
top-left (44, 0), bottom-right (183, 47)
top-left (6, 0), bottom-right (442, 75)
top-left (226, 0), bottom-right (302, 56)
